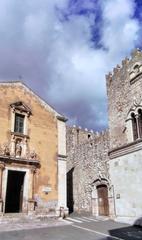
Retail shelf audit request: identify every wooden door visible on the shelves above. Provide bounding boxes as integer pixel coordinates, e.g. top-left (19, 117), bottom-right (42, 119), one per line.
top-left (97, 185), bottom-right (109, 216)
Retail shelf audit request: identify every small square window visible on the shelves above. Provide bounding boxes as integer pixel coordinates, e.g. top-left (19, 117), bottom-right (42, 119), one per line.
top-left (14, 113), bottom-right (24, 133)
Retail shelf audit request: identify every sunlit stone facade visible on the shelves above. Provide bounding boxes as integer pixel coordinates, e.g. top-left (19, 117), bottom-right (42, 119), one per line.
top-left (0, 81), bottom-right (68, 216)
top-left (107, 49), bottom-right (142, 224)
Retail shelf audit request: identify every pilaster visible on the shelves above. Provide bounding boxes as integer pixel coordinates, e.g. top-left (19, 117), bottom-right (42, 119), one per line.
top-left (0, 163), bottom-right (5, 214)
top-left (28, 167), bottom-right (36, 214)
top-left (57, 155), bottom-right (68, 217)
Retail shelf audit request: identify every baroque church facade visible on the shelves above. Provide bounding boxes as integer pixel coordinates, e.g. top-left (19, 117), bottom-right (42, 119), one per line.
top-left (67, 49), bottom-right (142, 224)
top-left (0, 81), bottom-right (68, 216)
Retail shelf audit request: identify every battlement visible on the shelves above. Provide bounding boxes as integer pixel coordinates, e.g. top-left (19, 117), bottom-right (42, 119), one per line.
top-left (106, 48), bottom-right (142, 87)
top-left (66, 125), bottom-right (109, 150)
top-left (68, 124), bottom-right (108, 136)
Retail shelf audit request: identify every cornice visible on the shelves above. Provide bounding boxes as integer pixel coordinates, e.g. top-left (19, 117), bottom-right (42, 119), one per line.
top-left (130, 72), bottom-right (142, 85)
top-left (58, 154), bottom-right (67, 161)
top-left (108, 139), bottom-right (142, 159)
top-left (0, 155), bottom-right (40, 167)
top-left (56, 115), bottom-right (68, 122)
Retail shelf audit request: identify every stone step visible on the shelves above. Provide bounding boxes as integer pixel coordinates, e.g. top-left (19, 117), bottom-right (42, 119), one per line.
top-left (2, 213), bottom-right (27, 218)
top-left (0, 212), bottom-right (58, 223)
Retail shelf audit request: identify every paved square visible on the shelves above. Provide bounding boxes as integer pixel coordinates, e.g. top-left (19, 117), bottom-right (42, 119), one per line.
top-left (0, 216), bottom-right (142, 240)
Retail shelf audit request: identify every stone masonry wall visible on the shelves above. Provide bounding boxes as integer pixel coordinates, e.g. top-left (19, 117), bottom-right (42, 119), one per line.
top-left (106, 49), bottom-right (142, 150)
top-left (67, 126), bottom-right (110, 213)
top-left (106, 49), bottom-right (142, 224)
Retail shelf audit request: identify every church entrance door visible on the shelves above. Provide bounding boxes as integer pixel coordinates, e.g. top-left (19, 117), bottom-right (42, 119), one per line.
top-left (5, 170), bottom-right (25, 213)
top-left (97, 185), bottom-right (109, 216)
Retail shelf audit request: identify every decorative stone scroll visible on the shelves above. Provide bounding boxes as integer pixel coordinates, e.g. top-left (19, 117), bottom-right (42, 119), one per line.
top-left (0, 141), bottom-right (39, 164)
top-left (30, 150), bottom-right (37, 160)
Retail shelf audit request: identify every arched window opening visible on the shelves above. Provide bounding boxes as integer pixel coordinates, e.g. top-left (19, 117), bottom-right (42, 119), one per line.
top-left (131, 112), bottom-right (138, 140)
top-left (138, 109), bottom-right (142, 138)
top-left (133, 64), bottom-right (140, 72)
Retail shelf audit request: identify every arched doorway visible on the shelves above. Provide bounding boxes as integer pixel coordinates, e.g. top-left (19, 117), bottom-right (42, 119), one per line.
top-left (97, 184), bottom-right (109, 216)
top-left (92, 178), bottom-right (115, 217)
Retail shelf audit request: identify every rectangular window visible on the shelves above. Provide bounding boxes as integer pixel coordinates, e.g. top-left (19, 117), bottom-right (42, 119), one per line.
top-left (14, 113), bottom-right (24, 133)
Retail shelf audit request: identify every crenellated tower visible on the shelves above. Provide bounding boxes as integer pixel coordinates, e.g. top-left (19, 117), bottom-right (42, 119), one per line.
top-left (106, 48), bottom-right (142, 150)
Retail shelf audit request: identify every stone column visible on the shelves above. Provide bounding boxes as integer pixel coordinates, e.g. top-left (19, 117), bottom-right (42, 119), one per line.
top-left (28, 167), bottom-right (36, 214)
top-left (24, 114), bottom-right (28, 135)
top-left (56, 118), bottom-right (68, 217)
top-left (0, 163), bottom-right (5, 214)
top-left (56, 156), bottom-right (69, 217)
top-left (126, 117), bottom-right (133, 142)
top-left (136, 114), bottom-right (140, 139)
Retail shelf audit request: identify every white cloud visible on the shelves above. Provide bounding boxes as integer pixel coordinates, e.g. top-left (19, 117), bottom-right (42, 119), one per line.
top-left (101, 0), bottom-right (139, 58)
top-left (102, 0), bottom-right (135, 21)
top-left (0, 0), bottom-right (140, 130)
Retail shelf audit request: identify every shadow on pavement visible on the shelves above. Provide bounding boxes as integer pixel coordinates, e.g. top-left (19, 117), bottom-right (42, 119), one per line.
top-left (108, 225), bottom-right (142, 240)
top-left (98, 218), bottom-right (142, 240)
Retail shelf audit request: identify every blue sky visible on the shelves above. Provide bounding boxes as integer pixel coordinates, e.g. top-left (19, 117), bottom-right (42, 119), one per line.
top-left (0, 0), bottom-right (141, 131)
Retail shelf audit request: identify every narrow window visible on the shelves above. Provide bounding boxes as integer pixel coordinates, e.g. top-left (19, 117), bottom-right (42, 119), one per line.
top-left (131, 113), bottom-right (138, 140)
top-left (138, 109), bottom-right (142, 138)
top-left (88, 134), bottom-right (91, 139)
top-left (14, 113), bottom-right (24, 133)
top-left (77, 129), bottom-right (79, 144)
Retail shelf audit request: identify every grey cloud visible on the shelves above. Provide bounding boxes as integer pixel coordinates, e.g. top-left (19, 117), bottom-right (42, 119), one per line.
top-left (0, 0), bottom-right (140, 130)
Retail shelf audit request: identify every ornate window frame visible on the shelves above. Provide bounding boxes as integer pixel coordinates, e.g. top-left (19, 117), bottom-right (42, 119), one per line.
top-left (10, 102), bottom-right (32, 158)
top-left (10, 101), bottom-right (31, 136)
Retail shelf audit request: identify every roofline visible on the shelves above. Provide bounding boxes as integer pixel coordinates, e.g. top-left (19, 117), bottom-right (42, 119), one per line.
top-left (0, 81), bottom-right (67, 120)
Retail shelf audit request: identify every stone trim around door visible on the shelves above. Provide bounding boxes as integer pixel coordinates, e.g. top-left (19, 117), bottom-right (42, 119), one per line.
top-left (91, 178), bottom-right (115, 218)
top-left (2, 166), bottom-right (30, 214)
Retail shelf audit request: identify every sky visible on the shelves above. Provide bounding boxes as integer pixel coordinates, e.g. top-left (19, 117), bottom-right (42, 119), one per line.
top-left (0, 0), bottom-right (142, 131)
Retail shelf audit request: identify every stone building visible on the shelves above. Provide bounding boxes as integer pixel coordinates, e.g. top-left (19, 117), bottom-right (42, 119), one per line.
top-left (0, 81), bottom-right (68, 216)
top-left (67, 48), bottom-right (142, 224)
top-left (107, 49), bottom-right (142, 224)
top-left (67, 127), bottom-right (115, 217)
